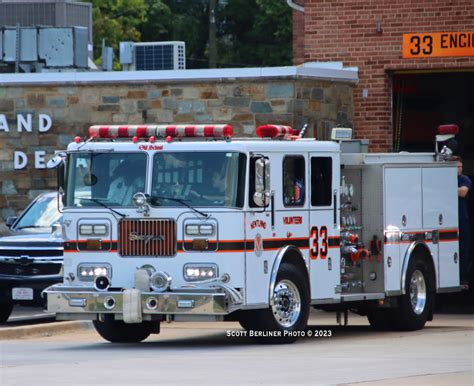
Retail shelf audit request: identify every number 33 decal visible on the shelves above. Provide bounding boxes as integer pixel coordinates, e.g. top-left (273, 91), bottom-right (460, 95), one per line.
top-left (310, 226), bottom-right (328, 260)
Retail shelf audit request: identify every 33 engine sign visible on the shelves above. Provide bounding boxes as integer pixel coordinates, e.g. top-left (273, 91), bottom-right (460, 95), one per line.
top-left (402, 32), bottom-right (474, 58)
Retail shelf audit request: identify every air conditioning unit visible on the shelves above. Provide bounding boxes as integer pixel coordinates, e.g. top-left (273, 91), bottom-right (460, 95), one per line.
top-left (120, 41), bottom-right (185, 71)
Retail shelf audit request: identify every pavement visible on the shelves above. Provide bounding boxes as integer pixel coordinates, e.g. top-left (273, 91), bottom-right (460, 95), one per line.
top-left (0, 320), bottom-right (91, 340)
top-left (343, 372), bottom-right (473, 386)
top-left (1, 311), bottom-right (472, 386)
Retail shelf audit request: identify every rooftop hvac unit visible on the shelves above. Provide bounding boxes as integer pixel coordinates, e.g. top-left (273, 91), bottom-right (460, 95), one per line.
top-left (0, 26), bottom-right (89, 71)
top-left (120, 41), bottom-right (185, 71)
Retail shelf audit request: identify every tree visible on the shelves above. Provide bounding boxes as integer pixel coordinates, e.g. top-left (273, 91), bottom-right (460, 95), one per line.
top-left (218, 0), bottom-right (292, 67)
top-left (139, 0), bottom-right (172, 42)
top-left (83, 0), bottom-right (148, 62)
top-left (84, 0), bottom-right (292, 68)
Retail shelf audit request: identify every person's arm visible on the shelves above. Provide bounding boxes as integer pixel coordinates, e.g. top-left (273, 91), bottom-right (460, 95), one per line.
top-left (458, 175), bottom-right (472, 198)
top-left (459, 186), bottom-right (469, 198)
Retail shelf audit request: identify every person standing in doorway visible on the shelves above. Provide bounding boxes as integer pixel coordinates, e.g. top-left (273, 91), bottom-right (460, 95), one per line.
top-left (453, 156), bottom-right (472, 284)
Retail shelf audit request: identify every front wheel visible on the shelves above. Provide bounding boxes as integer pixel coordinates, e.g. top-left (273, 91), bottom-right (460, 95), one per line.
top-left (391, 257), bottom-right (434, 331)
top-left (0, 302), bottom-right (14, 323)
top-left (367, 310), bottom-right (394, 331)
top-left (239, 263), bottom-right (310, 343)
top-left (93, 317), bottom-right (154, 343)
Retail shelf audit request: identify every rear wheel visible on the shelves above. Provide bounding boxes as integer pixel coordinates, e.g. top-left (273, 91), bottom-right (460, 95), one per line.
top-left (239, 263), bottom-right (310, 343)
top-left (93, 317), bottom-right (154, 343)
top-left (391, 257), bottom-right (434, 331)
top-left (0, 302), bottom-right (14, 323)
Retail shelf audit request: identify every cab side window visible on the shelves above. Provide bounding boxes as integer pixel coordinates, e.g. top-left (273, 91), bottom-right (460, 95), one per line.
top-left (283, 156), bottom-right (305, 206)
top-left (311, 157), bottom-right (332, 206)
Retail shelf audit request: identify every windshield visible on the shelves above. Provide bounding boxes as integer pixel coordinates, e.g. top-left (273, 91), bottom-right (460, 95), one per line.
top-left (152, 152), bottom-right (246, 207)
top-left (14, 194), bottom-right (61, 230)
top-left (65, 152), bottom-right (147, 207)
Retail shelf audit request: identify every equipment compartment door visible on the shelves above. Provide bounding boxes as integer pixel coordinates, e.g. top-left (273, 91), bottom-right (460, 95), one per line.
top-left (309, 153), bottom-right (340, 300)
top-left (422, 167), bottom-right (459, 288)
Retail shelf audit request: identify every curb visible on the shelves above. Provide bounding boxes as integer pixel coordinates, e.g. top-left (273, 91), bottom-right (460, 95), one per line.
top-left (0, 321), bottom-right (92, 340)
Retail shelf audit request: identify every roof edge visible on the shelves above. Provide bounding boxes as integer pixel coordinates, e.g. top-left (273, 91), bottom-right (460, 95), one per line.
top-left (0, 63), bottom-right (358, 86)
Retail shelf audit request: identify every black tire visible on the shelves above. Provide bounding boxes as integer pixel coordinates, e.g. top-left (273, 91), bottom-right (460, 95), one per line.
top-left (367, 310), bottom-right (394, 331)
top-left (93, 317), bottom-right (153, 343)
top-left (391, 257), bottom-right (434, 331)
top-left (237, 311), bottom-right (255, 331)
top-left (239, 263), bottom-right (310, 344)
top-left (0, 302), bottom-right (14, 323)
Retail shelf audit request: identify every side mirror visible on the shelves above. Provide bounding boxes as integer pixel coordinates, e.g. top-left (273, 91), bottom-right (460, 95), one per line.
top-left (253, 157), bottom-right (271, 207)
top-left (6, 216), bottom-right (17, 229)
top-left (47, 153), bottom-right (66, 192)
top-left (47, 153), bottom-right (66, 169)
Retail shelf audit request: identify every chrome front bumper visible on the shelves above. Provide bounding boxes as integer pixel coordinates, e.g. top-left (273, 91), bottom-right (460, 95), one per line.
top-left (44, 285), bottom-right (231, 318)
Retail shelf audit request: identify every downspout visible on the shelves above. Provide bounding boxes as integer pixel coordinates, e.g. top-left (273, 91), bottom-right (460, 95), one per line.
top-left (286, 0), bottom-right (304, 13)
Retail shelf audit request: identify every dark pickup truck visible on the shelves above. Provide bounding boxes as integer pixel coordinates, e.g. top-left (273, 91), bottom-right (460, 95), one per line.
top-left (0, 192), bottom-right (63, 322)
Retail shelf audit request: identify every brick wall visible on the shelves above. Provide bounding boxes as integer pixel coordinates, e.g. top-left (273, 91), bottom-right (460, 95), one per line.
top-left (294, 0), bottom-right (474, 151)
top-left (292, 0), bottom-right (306, 65)
top-left (0, 77), bottom-right (354, 233)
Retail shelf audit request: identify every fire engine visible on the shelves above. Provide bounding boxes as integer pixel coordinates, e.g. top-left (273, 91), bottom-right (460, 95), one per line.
top-left (44, 123), bottom-right (460, 343)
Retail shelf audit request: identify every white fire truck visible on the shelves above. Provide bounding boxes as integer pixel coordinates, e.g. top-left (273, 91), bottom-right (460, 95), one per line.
top-left (45, 123), bottom-right (460, 343)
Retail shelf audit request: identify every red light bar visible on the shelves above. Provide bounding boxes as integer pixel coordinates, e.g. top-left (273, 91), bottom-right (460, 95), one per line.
top-left (437, 124), bottom-right (459, 135)
top-left (88, 124), bottom-right (233, 139)
top-left (256, 124), bottom-right (295, 138)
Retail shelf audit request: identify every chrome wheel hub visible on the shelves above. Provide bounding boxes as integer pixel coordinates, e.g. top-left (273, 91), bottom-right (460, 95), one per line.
top-left (410, 269), bottom-right (427, 315)
top-left (272, 279), bottom-right (301, 328)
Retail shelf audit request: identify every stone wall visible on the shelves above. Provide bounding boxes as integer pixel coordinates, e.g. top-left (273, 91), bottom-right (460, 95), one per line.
top-left (0, 75), bottom-right (354, 234)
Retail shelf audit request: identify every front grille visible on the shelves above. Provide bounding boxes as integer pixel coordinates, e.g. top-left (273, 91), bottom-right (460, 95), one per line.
top-left (119, 219), bottom-right (177, 257)
top-left (0, 249), bottom-right (62, 258)
top-left (0, 262), bottom-right (62, 276)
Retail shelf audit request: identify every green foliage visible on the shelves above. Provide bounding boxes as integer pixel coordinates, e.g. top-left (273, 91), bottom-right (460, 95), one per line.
top-left (84, 0), bottom-right (292, 68)
top-left (140, 0), bottom-right (210, 68)
top-left (83, 0), bottom-right (148, 62)
top-left (219, 0), bottom-right (292, 67)
top-left (140, 0), bottom-right (172, 41)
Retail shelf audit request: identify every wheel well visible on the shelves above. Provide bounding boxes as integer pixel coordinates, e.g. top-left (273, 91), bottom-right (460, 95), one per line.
top-left (400, 243), bottom-right (437, 324)
top-left (281, 249), bottom-right (309, 281)
top-left (269, 246), bottom-right (310, 304)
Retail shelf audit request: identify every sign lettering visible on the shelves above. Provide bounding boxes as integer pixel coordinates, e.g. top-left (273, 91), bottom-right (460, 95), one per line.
top-left (0, 113), bottom-right (54, 170)
top-left (250, 219), bottom-right (267, 229)
top-left (283, 216), bottom-right (302, 225)
top-left (403, 32), bottom-right (474, 58)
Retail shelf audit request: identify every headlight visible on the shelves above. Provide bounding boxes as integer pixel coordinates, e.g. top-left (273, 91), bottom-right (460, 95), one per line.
top-left (78, 263), bottom-right (112, 281)
top-left (133, 192), bottom-right (150, 206)
top-left (199, 225), bottom-right (214, 236)
top-left (185, 225), bottom-right (199, 235)
top-left (79, 224), bottom-right (108, 236)
top-left (184, 264), bottom-right (218, 281)
top-left (185, 224), bottom-right (215, 236)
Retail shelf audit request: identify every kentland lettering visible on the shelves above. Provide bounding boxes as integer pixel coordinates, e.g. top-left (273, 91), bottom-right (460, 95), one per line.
top-left (0, 113), bottom-right (55, 170)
